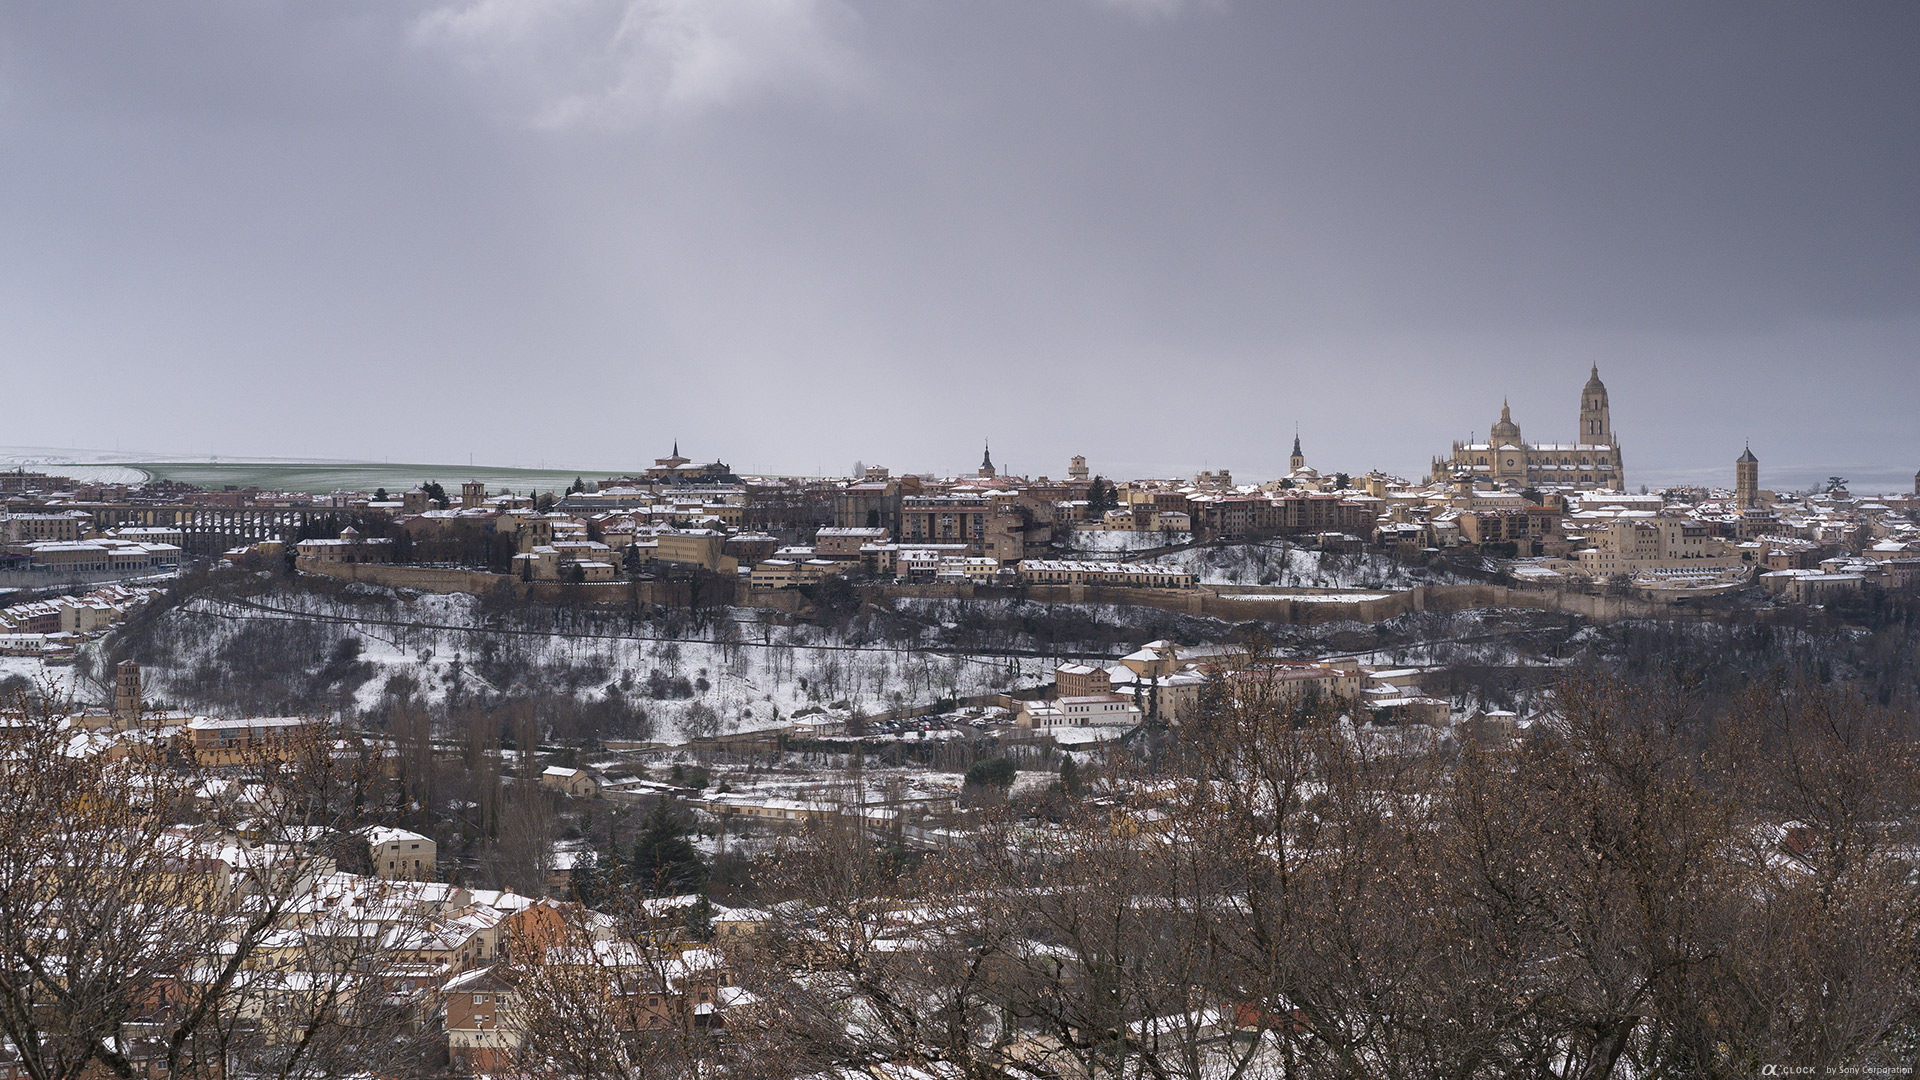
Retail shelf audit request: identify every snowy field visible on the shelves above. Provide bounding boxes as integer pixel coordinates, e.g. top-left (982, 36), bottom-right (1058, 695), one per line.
top-left (0, 655), bottom-right (80, 699)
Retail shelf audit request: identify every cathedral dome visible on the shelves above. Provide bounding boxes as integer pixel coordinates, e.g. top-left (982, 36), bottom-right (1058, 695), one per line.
top-left (1490, 399), bottom-right (1522, 447)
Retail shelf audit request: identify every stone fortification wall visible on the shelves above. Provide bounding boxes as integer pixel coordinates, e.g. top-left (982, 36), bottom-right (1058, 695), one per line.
top-left (300, 558), bottom-right (1698, 626)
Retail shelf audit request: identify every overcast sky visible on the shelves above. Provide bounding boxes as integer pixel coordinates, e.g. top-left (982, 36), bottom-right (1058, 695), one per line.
top-left (2, 1), bottom-right (1916, 489)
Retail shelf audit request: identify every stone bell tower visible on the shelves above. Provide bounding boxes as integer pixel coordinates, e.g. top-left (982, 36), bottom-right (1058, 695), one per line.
top-left (1735, 444), bottom-right (1760, 509)
top-left (1580, 364), bottom-right (1613, 445)
top-left (113, 659), bottom-right (142, 730)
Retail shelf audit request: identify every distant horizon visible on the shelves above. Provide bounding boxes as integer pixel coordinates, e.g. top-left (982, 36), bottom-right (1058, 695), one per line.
top-left (3, 445), bottom-right (1912, 498)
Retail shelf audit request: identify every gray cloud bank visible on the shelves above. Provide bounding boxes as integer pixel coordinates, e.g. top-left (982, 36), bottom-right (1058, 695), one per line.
top-left (1, 1), bottom-right (1915, 489)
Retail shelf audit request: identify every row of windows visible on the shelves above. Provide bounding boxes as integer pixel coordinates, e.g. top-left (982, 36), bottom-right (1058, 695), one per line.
top-left (1475, 456), bottom-right (1611, 468)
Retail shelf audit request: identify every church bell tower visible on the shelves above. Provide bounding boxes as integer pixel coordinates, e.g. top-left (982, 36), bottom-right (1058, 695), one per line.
top-left (1735, 444), bottom-right (1760, 509)
top-left (1580, 365), bottom-right (1613, 446)
top-left (113, 660), bottom-right (142, 730)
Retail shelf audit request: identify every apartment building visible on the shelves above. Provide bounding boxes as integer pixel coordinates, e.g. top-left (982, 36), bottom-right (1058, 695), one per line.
top-left (366, 826), bottom-right (437, 882)
top-left (1016, 560), bottom-right (1195, 589)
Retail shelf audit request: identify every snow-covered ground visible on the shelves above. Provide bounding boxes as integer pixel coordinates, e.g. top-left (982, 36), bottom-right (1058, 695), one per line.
top-left (1218, 592), bottom-right (1393, 603)
top-left (1060, 530), bottom-right (1191, 555)
top-left (125, 586), bottom-right (1057, 744)
top-left (1153, 542), bottom-right (1473, 589)
top-left (0, 655), bottom-right (81, 699)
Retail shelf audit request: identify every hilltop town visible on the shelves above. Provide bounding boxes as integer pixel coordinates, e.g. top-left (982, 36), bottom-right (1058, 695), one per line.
top-left (2, 370), bottom-right (1918, 1077)
top-left (6, 370), bottom-right (1917, 624)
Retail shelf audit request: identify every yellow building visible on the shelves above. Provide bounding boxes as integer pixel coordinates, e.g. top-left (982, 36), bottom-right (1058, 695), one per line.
top-left (185, 715), bottom-right (326, 767)
top-left (652, 529), bottom-right (738, 573)
top-left (1574, 518), bottom-right (1741, 578)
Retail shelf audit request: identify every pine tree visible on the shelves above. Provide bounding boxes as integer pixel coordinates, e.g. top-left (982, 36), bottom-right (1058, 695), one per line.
top-left (1059, 755), bottom-right (1082, 799)
top-left (569, 851), bottom-right (622, 908)
top-left (629, 804), bottom-right (707, 897)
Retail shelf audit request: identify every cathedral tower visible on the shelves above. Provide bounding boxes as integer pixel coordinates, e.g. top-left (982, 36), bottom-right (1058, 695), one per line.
top-left (1289, 429), bottom-right (1305, 473)
top-left (978, 442), bottom-right (996, 480)
top-left (1735, 444), bottom-right (1759, 509)
top-left (1580, 365), bottom-right (1613, 445)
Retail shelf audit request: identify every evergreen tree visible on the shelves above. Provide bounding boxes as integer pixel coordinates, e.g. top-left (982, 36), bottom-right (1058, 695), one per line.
top-left (1059, 755), bottom-right (1082, 799)
top-left (629, 804), bottom-right (707, 897)
top-left (1086, 477), bottom-right (1119, 518)
top-left (964, 758), bottom-right (1016, 790)
top-left (569, 851), bottom-right (622, 908)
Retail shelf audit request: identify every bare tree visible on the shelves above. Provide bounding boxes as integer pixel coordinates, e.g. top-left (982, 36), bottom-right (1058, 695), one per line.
top-left (0, 686), bottom-right (434, 1080)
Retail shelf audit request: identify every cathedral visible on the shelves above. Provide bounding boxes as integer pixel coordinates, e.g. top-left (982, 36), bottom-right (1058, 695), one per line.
top-left (1431, 366), bottom-right (1625, 490)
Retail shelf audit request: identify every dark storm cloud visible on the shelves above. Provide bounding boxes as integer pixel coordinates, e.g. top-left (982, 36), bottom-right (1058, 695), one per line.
top-left (1, 1), bottom-right (1915, 489)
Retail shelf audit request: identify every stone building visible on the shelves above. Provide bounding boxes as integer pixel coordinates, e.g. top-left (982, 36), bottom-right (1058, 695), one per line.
top-left (366, 826), bottom-right (437, 881)
top-left (113, 660), bottom-right (141, 728)
top-left (1432, 366), bottom-right (1625, 490)
top-left (1736, 445), bottom-right (1760, 508)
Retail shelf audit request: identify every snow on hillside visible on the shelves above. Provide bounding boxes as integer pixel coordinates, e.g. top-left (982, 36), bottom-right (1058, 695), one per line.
top-left (1153, 541), bottom-right (1474, 589)
top-left (118, 585), bottom-right (1055, 744)
top-left (1059, 530), bottom-right (1191, 555)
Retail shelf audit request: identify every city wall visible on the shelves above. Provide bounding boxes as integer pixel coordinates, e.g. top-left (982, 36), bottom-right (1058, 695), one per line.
top-left (300, 559), bottom-right (1693, 627)
top-left (296, 559), bottom-right (723, 608)
top-left (851, 581), bottom-right (1681, 625)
